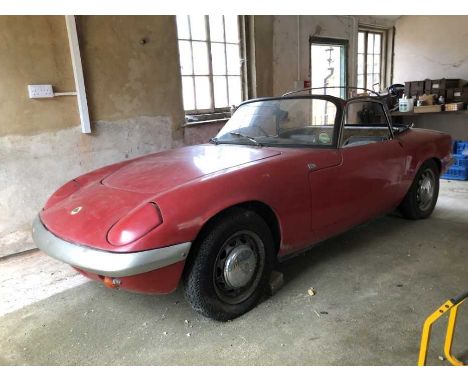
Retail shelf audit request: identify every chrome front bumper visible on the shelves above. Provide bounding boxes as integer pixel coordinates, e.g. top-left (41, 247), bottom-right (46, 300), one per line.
top-left (32, 216), bottom-right (191, 277)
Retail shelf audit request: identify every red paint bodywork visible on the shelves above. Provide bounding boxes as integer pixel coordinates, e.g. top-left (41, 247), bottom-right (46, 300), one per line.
top-left (40, 128), bottom-right (452, 293)
top-left (74, 261), bottom-right (185, 294)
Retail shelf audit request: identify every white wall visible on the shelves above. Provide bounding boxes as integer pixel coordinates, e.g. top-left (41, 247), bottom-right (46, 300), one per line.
top-left (393, 16), bottom-right (468, 83)
top-left (393, 16), bottom-right (468, 141)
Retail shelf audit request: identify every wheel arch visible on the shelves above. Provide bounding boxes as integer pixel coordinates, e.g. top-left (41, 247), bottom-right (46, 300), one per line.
top-left (398, 156), bottom-right (441, 210)
top-left (186, 200), bottom-right (282, 264)
top-left (412, 157), bottom-right (441, 181)
top-left (398, 156), bottom-right (440, 220)
top-left (430, 157), bottom-right (442, 174)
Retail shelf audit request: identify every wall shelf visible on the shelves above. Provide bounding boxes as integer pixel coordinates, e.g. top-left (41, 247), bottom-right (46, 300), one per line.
top-left (391, 109), bottom-right (468, 117)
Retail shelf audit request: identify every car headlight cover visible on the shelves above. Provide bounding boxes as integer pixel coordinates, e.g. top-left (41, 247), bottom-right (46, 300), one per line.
top-left (107, 203), bottom-right (163, 246)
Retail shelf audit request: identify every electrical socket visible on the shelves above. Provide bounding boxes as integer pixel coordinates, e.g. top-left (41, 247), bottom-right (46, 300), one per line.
top-left (28, 84), bottom-right (54, 99)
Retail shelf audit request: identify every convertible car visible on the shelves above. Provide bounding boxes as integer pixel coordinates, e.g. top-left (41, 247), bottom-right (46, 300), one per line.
top-left (33, 88), bottom-right (453, 321)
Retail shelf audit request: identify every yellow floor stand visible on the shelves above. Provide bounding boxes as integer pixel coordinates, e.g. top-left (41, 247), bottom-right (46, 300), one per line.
top-left (418, 291), bottom-right (467, 366)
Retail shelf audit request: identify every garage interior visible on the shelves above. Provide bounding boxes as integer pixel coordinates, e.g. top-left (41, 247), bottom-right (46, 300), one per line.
top-left (0, 15), bottom-right (467, 365)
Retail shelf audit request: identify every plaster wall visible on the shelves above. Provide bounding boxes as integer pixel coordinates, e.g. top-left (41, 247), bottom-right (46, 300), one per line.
top-left (0, 117), bottom-right (177, 255)
top-left (252, 16), bottom-right (274, 98)
top-left (393, 16), bottom-right (468, 83)
top-left (272, 15), bottom-right (396, 96)
top-left (76, 16), bottom-right (185, 130)
top-left (0, 16), bottom-right (185, 256)
top-left (0, 16), bottom-right (79, 136)
top-left (393, 16), bottom-right (468, 140)
top-left (184, 121), bottom-right (225, 146)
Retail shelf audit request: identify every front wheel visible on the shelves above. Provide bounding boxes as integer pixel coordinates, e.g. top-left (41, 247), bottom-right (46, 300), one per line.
top-left (398, 160), bottom-right (439, 219)
top-left (183, 208), bottom-right (274, 321)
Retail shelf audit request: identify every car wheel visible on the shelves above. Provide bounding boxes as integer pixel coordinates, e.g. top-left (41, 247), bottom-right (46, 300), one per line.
top-left (183, 207), bottom-right (274, 321)
top-left (399, 160), bottom-right (439, 220)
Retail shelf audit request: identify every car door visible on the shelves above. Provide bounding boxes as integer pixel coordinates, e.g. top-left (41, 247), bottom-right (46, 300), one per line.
top-left (310, 99), bottom-right (406, 241)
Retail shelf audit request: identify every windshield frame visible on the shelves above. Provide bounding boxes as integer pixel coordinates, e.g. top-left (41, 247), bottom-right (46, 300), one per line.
top-left (213, 95), bottom-right (345, 149)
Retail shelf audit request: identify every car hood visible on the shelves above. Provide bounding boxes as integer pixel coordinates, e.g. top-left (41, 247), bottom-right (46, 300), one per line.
top-left (40, 144), bottom-right (280, 251)
top-left (102, 144), bottom-right (281, 194)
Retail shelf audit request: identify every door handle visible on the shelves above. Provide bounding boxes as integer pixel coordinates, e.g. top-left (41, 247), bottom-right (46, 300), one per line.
top-left (307, 163), bottom-right (317, 171)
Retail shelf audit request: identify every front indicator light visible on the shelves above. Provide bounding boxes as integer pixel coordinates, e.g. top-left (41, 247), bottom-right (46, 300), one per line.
top-left (103, 277), bottom-right (121, 289)
top-left (107, 203), bottom-right (163, 246)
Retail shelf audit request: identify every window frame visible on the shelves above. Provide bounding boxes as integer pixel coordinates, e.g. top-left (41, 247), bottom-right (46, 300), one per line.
top-left (339, 98), bottom-right (394, 148)
top-left (357, 27), bottom-right (387, 92)
top-left (215, 95), bottom-right (344, 149)
top-left (177, 15), bottom-right (245, 116)
top-left (309, 36), bottom-right (349, 99)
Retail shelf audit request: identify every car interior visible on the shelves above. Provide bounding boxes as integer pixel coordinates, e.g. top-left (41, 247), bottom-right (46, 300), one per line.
top-left (341, 100), bottom-right (392, 147)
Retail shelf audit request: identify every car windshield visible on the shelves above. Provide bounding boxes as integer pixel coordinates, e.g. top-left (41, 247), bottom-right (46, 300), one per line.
top-left (214, 97), bottom-right (340, 147)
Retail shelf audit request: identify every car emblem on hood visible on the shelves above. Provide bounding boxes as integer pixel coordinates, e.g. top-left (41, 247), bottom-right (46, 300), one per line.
top-left (70, 206), bottom-right (83, 215)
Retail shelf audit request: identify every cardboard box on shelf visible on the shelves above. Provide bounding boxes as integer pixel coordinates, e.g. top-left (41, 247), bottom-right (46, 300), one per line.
top-left (445, 102), bottom-right (464, 112)
top-left (430, 78), bottom-right (461, 90)
top-left (405, 81), bottom-right (425, 97)
top-left (413, 104), bottom-right (443, 113)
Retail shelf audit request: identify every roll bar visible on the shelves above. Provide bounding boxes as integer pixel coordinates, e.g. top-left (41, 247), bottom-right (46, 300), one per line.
top-left (282, 86), bottom-right (383, 99)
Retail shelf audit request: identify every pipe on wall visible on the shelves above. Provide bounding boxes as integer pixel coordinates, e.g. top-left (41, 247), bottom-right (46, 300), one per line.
top-left (65, 15), bottom-right (91, 134)
top-left (297, 15), bottom-right (301, 81)
top-left (350, 16), bottom-right (358, 88)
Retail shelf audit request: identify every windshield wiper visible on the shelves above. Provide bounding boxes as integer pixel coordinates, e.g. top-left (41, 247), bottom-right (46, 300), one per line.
top-left (209, 137), bottom-right (219, 145)
top-left (229, 132), bottom-right (262, 146)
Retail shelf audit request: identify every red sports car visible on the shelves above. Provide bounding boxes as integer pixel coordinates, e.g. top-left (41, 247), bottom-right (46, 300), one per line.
top-left (33, 90), bottom-right (453, 321)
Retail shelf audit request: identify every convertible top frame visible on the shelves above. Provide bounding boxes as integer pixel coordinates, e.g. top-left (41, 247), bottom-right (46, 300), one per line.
top-left (234, 86), bottom-right (396, 149)
top-left (282, 86), bottom-right (383, 100)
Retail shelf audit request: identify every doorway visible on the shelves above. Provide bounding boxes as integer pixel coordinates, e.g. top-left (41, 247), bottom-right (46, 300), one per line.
top-left (310, 37), bottom-right (348, 98)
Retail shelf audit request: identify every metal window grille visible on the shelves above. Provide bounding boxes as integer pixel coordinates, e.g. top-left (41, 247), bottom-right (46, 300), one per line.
top-left (357, 30), bottom-right (384, 92)
top-left (176, 15), bottom-right (243, 114)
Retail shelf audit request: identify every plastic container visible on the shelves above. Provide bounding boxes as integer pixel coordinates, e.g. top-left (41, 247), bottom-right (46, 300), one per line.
top-left (442, 166), bottom-right (468, 181)
top-left (452, 154), bottom-right (468, 168)
top-left (399, 97), bottom-right (414, 112)
top-left (454, 140), bottom-right (468, 156)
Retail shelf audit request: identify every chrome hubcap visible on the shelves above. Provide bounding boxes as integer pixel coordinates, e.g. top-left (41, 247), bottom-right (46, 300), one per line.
top-left (224, 245), bottom-right (257, 289)
top-left (417, 169), bottom-right (435, 211)
top-left (213, 230), bottom-right (265, 305)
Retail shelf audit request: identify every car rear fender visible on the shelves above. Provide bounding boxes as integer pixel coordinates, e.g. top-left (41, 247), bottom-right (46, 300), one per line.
top-left (398, 131), bottom-right (451, 196)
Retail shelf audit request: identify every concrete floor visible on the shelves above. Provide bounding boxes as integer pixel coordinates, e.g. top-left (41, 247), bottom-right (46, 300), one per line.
top-left (0, 180), bottom-right (467, 365)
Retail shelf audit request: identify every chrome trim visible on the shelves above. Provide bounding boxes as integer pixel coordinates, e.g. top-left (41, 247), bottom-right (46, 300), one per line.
top-left (32, 216), bottom-right (191, 277)
top-left (307, 163), bottom-right (317, 171)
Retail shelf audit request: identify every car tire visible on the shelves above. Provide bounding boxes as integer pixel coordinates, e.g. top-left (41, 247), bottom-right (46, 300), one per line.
top-left (398, 160), bottom-right (440, 220)
top-left (183, 207), bottom-right (274, 321)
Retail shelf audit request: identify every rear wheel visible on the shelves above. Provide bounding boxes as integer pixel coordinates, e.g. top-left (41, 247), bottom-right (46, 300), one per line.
top-left (183, 207), bottom-right (274, 321)
top-left (399, 160), bottom-right (439, 219)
